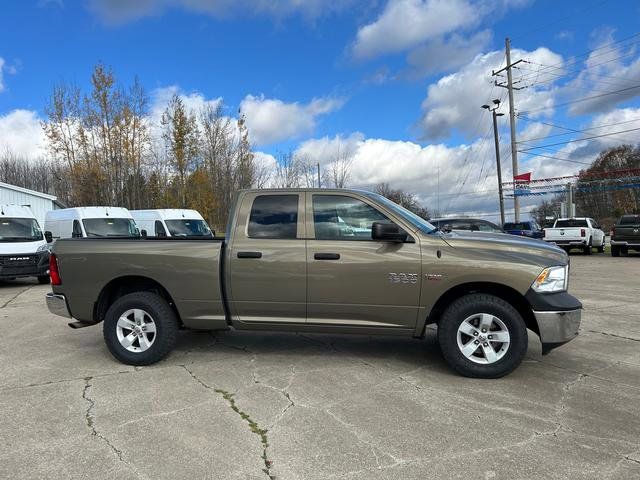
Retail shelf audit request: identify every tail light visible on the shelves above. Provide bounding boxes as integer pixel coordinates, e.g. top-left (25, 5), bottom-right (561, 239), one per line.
top-left (49, 253), bottom-right (62, 286)
top-left (580, 228), bottom-right (586, 237)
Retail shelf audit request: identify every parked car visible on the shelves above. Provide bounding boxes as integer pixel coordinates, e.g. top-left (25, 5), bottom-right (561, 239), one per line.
top-left (46, 188), bottom-right (581, 379)
top-left (503, 221), bottom-right (544, 239)
top-left (543, 217), bottom-right (605, 254)
top-left (430, 218), bottom-right (504, 233)
top-left (131, 209), bottom-right (214, 238)
top-left (0, 204), bottom-right (50, 284)
top-left (44, 207), bottom-right (139, 239)
top-left (610, 214), bottom-right (640, 257)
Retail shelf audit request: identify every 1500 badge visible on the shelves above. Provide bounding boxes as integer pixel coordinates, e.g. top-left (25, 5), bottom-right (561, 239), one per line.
top-left (388, 272), bottom-right (418, 284)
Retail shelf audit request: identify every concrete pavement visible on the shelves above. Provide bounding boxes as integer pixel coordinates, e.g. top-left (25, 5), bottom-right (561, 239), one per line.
top-left (1, 254), bottom-right (639, 479)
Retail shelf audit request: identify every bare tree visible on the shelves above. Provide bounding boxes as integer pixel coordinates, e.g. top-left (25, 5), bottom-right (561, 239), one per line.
top-left (374, 183), bottom-right (430, 219)
top-left (325, 142), bottom-right (352, 188)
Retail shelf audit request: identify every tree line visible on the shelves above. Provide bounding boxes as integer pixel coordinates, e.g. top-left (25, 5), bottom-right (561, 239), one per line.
top-left (0, 63), bottom-right (430, 229)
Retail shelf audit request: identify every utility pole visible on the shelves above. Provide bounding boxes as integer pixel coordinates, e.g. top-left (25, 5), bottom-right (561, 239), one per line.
top-left (482, 100), bottom-right (506, 226)
top-left (317, 162), bottom-right (321, 188)
top-left (492, 37), bottom-right (524, 221)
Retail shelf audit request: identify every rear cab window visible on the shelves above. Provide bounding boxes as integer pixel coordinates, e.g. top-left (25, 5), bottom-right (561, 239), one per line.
top-left (555, 219), bottom-right (588, 228)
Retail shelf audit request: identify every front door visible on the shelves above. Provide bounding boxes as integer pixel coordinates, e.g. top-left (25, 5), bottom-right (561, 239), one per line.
top-left (227, 192), bottom-right (306, 325)
top-left (306, 192), bottom-right (422, 331)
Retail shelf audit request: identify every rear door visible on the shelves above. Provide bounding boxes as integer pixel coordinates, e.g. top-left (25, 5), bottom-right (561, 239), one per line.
top-left (227, 192), bottom-right (306, 324)
top-left (305, 192), bottom-right (421, 331)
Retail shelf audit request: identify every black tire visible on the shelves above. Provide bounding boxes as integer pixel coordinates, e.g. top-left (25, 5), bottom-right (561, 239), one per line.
top-left (37, 275), bottom-right (50, 284)
top-left (103, 292), bottom-right (179, 366)
top-left (437, 293), bottom-right (528, 378)
top-left (583, 238), bottom-right (592, 255)
top-left (597, 243), bottom-right (605, 253)
top-left (611, 246), bottom-right (620, 257)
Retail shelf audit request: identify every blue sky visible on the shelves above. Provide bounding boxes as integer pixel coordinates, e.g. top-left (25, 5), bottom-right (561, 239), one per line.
top-left (1, 0), bottom-right (640, 219)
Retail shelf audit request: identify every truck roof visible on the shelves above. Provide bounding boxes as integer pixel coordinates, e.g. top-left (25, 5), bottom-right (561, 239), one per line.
top-left (45, 207), bottom-right (133, 220)
top-left (0, 204), bottom-right (36, 219)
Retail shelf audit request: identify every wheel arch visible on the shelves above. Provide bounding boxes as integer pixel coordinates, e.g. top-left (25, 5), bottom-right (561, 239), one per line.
top-left (94, 275), bottom-right (181, 325)
top-left (423, 282), bottom-right (538, 337)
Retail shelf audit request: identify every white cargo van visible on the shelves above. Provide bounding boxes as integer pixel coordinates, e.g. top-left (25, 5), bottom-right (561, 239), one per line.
top-left (130, 209), bottom-right (214, 237)
top-left (44, 207), bottom-right (139, 239)
top-left (0, 204), bottom-right (50, 283)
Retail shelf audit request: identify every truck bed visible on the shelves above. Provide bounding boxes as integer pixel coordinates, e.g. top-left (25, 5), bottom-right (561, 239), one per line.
top-left (52, 238), bottom-right (227, 329)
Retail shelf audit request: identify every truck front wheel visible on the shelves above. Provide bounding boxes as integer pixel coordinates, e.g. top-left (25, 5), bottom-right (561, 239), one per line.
top-left (437, 293), bottom-right (528, 378)
top-left (103, 292), bottom-right (179, 366)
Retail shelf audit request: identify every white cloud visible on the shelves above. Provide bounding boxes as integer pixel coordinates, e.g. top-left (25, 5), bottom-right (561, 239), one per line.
top-left (563, 36), bottom-right (640, 116)
top-left (240, 94), bottom-right (345, 146)
top-left (88, 0), bottom-right (355, 24)
top-left (0, 109), bottom-right (47, 159)
top-left (352, 0), bottom-right (478, 60)
top-left (404, 30), bottom-right (492, 78)
top-left (418, 47), bottom-right (563, 140)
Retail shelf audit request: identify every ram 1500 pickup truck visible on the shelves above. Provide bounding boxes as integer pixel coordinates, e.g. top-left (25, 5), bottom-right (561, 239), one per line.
top-left (543, 217), bottom-right (605, 254)
top-left (46, 189), bottom-right (582, 378)
top-left (610, 214), bottom-right (640, 256)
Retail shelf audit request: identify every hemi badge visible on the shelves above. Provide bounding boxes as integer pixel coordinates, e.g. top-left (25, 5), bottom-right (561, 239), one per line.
top-left (425, 274), bottom-right (443, 281)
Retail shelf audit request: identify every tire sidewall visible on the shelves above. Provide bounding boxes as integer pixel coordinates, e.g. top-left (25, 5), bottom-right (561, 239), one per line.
top-left (438, 294), bottom-right (528, 378)
top-left (103, 292), bottom-right (178, 365)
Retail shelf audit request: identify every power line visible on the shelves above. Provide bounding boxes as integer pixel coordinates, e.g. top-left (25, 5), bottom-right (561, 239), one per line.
top-left (518, 151), bottom-right (591, 165)
top-left (520, 84), bottom-right (640, 115)
top-left (518, 126), bottom-right (640, 151)
top-left (517, 117), bottom-right (640, 143)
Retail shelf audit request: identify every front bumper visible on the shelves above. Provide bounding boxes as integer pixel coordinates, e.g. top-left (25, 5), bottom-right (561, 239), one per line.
top-left (46, 293), bottom-right (72, 318)
top-left (525, 289), bottom-right (582, 354)
top-left (610, 240), bottom-right (640, 247)
top-left (534, 309), bottom-right (581, 346)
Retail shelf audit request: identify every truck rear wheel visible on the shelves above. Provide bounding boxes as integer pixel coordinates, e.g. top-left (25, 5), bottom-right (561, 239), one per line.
top-left (437, 293), bottom-right (528, 378)
top-left (583, 239), bottom-right (592, 255)
top-left (37, 275), bottom-right (50, 284)
top-left (611, 246), bottom-right (620, 257)
top-left (103, 292), bottom-right (179, 366)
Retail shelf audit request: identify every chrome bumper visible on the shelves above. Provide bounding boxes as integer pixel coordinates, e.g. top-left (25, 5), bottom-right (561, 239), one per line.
top-left (534, 308), bottom-right (581, 344)
top-left (46, 293), bottom-right (72, 319)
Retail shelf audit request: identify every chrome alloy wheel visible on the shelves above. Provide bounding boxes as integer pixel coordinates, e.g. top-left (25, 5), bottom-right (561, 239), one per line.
top-left (116, 309), bottom-right (157, 353)
top-left (456, 313), bottom-right (510, 364)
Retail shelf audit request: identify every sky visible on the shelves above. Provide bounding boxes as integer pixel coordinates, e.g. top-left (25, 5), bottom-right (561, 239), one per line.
top-left (1, 0), bottom-right (640, 221)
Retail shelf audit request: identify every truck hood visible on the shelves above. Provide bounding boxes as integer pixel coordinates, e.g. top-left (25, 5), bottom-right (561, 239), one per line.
top-left (0, 240), bottom-right (47, 255)
top-left (437, 231), bottom-right (568, 266)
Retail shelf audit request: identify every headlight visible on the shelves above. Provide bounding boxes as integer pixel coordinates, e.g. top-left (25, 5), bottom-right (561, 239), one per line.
top-left (37, 244), bottom-right (51, 253)
top-left (531, 265), bottom-right (568, 293)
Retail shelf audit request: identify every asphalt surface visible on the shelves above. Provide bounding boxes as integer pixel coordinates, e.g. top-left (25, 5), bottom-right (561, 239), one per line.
top-left (1, 253), bottom-right (639, 479)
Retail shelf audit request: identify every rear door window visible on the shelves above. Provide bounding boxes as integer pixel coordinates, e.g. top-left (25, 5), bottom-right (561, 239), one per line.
top-left (248, 195), bottom-right (299, 239)
top-left (155, 220), bottom-right (167, 237)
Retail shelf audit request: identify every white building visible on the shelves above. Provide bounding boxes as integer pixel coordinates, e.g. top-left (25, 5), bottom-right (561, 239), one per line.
top-left (0, 182), bottom-right (63, 227)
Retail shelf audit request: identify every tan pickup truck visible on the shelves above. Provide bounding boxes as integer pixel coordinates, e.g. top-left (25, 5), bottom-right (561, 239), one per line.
top-left (46, 189), bottom-right (581, 378)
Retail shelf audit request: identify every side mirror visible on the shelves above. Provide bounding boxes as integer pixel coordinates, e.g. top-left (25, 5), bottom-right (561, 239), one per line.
top-left (372, 221), bottom-right (407, 243)
top-left (44, 231), bottom-right (53, 243)
top-left (140, 229), bottom-right (147, 238)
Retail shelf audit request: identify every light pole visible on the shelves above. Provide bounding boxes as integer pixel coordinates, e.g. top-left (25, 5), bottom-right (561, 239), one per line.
top-left (482, 99), bottom-right (506, 226)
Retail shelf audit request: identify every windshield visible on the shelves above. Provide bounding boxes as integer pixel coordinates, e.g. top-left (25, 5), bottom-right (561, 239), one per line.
top-left (82, 218), bottom-right (139, 237)
top-left (0, 218), bottom-right (43, 242)
top-left (165, 219), bottom-right (213, 237)
top-left (364, 192), bottom-right (436, 234)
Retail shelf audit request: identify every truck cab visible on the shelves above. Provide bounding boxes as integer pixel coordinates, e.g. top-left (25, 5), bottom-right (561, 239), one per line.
top-left (0, 204), bottom-right (50, 283)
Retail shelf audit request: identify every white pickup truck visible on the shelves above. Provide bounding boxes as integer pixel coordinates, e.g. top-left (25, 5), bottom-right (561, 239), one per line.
top-left (543, 217), bottom-right (605, 254)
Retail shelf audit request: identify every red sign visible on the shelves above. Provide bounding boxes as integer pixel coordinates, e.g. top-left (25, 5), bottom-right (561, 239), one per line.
top-left (514, 172), bottom-right (532, 182)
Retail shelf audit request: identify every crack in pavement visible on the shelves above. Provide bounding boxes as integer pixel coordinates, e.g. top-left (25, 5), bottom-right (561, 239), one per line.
top-left (82, 377), bottom-right (146, 478)
top-left (180, 365), bottom-right (276, 480)
top-left (1, 369), bottom-right (135, 392)
top-left (586, 329), bottom-right (640, 343)
top-left (1, 285), bottom-right (36, 309)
